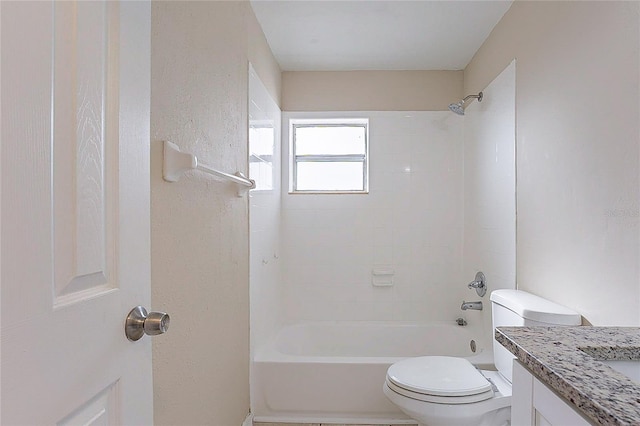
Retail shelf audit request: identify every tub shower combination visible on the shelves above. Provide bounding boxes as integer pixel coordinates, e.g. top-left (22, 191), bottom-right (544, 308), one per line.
top-left (252, 321), bottom-right (490, 424)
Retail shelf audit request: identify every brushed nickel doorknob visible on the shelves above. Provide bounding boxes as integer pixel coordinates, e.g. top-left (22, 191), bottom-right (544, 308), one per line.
top-left (125, 306), bottom-right (170, 341)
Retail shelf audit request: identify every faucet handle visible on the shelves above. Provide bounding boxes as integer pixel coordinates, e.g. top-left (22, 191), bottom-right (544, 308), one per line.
top-left (467, 271), bottom-right (486, 297)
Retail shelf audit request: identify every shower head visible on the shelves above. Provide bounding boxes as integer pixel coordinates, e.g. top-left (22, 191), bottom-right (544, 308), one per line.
top-left (448, 92), bottom-right (483, 116)
top-left (448, 102), bottom-right (465, 115)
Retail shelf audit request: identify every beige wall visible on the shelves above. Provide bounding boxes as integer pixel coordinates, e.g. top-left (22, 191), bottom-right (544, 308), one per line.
top-left (282, 70), bottom-right (462, 111)
top-left (151, 2), bottom-right (280, 425)
top-left (249, 10), bottom-right (282, 106)
top-left (465, 1), bottom-right (640, 325)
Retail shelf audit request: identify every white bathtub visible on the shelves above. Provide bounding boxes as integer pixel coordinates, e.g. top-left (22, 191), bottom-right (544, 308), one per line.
top-left (251, 321), bottom-right (492, 424)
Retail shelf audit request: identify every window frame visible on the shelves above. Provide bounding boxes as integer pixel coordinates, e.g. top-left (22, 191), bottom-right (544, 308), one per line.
top-left (289, 119), bottom-right (369, 194)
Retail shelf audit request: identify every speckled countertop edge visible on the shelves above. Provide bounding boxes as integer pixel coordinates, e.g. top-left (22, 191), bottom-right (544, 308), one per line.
top-left (496, 326), bottom-right (640, 426)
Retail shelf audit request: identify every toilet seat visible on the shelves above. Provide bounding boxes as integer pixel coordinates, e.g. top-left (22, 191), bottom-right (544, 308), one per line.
top-left (386, 356), bottom-right (494, 404)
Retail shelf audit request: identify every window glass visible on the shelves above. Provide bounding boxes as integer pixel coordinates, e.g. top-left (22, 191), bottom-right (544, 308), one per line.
top-left (290, 119), bottom-right (368, 193)
top-left (295, 126), bottom-right (366, 156)
top-left (296, 162), bottom-right (364, 191)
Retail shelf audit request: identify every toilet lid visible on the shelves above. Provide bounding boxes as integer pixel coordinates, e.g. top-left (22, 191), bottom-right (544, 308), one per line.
top-left (386, 356), bottom-right (493, 398)
top-left (385, 379), bottom-right (495, 404)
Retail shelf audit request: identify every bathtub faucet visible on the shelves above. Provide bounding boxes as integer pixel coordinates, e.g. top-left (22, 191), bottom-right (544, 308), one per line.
top-left (461, 301), bottom-right (483, 311)
top-left (467, 271), bottom-right (487, 297)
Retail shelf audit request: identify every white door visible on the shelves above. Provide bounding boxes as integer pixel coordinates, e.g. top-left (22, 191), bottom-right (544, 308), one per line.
top-left (1, 1), bottom-right (153, 424)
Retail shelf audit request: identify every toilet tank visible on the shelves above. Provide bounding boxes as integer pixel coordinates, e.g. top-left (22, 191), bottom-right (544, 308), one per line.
top-left (490, 289), bottom-right (581, 383)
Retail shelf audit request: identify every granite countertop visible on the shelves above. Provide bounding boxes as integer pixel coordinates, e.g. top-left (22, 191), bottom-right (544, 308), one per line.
top-left (496, 326), bottom-right (640, 426)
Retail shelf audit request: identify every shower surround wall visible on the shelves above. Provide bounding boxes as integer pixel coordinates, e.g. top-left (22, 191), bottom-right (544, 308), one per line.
top-left (462, 61), bottom-right (516, 348)
top-left (280, 112), bottom-right (466, 323)
top-left (249, 65), bottom-right (283, 353)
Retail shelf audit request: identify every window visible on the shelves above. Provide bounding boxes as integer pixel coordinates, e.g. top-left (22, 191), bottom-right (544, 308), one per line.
top-left (290, 119), bottom-right (368, 193)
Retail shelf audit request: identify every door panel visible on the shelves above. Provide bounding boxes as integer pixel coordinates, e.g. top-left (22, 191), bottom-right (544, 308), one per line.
top-left (1, 1), bottom-right (152, 424)
top-left (57, 383), bottom-right (119, 426)
top-left (53, 0), bottom-right (115, 305)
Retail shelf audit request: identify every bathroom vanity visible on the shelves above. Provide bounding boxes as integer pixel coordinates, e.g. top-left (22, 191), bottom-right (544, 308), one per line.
top-left (496, 326), bottom-right (640, 425)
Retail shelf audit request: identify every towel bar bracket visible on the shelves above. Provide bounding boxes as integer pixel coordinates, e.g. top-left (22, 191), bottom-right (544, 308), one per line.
top-left (163, 141), bottom-right (255, 196)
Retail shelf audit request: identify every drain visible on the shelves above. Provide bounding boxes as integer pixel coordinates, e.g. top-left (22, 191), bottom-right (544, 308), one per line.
top-left (470, 340), bottom-right (477, 353)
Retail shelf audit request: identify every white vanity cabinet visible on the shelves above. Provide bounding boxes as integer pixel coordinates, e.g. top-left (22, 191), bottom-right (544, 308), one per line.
top-left (511, 361), bottom-right (593, 426)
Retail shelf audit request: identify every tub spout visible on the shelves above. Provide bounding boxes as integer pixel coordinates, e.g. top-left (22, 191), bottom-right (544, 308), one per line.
top-left (461, 301), bottom-right (483, 311)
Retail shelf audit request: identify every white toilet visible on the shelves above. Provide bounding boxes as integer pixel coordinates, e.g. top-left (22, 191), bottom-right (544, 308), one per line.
top-left (383, 289), bottom-right (581, 426)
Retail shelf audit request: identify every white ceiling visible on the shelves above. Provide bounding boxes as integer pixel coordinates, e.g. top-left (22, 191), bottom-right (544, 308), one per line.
top-left (250, 1), bottom-right (513, 71)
